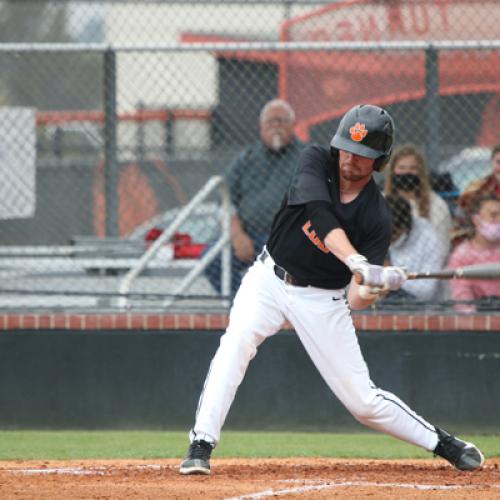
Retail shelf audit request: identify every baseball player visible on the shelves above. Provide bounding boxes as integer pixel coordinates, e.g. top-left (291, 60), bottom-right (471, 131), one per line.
top-left (179, 104), bottom-right (484, 475)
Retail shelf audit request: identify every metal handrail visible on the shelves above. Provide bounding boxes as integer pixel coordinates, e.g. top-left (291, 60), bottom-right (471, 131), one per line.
top-left (1, 40), bottom-right (499, 53)
top-left (118, 175), bottom-right (231, 308)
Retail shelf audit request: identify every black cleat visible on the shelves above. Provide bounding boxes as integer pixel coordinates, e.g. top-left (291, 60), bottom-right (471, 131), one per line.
top-left (434, 427), bottom-right (485, 471)
top-left (179, 440), bottom-right (213, 475)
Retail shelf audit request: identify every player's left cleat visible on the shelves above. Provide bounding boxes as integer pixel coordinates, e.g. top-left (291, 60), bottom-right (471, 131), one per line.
top-left (179, 439), bottom-right (213, 475)
top-left (433, 427), bottom-right (485, 471)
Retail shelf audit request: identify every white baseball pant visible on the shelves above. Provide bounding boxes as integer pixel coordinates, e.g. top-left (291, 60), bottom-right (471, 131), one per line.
top-left (191, 251), bottom-right (439, 452)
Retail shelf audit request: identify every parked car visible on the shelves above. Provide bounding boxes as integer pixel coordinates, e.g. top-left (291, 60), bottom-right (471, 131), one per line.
top-left (436, 147), bottom-right (491, 194)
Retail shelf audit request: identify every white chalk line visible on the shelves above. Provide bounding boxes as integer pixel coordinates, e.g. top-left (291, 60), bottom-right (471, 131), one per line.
top-left (10, 467), bottom-right (106, 476)
top-left (5, 464), bottom-right (168, 475)
top-left (224, 480), bottom-right (500, 500)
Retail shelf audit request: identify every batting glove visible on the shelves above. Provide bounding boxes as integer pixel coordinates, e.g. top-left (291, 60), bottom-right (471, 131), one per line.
top-left (345, 253), bottom-right (368, 271)
top-left (381, 266), bottom-right (407, 291)
top-left (346, 254), bottom-right (386, 288)
top-left (346, 254), bottom-right (407, 291)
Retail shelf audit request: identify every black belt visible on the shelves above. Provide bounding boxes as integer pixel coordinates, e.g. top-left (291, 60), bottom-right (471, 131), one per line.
top-left (259, 250), bottom-right (307, 287)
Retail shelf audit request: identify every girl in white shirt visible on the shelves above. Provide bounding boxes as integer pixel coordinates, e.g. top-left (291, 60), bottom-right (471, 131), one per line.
top-left (384, 144), bottom-right (452, 253)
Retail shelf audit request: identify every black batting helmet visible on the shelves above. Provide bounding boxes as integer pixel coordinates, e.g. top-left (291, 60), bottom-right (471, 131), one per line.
top-left (330, 104), bottom-right (395, 171)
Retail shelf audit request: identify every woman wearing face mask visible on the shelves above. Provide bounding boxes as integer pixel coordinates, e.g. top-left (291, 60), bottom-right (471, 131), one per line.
top-left (384, 144), bottom-right (452, 252)
top-left (448, 196), bottom-right (500, 313)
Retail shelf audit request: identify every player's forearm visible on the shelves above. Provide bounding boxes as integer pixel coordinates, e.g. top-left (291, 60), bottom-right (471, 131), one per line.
top-left (323, 227), bottom-right (359, 264)
top-left (324, 228), bottom-right (379, 308)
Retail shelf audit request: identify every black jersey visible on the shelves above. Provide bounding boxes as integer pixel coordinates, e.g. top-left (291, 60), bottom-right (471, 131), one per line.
top-left (266, 145), bottom-right (392, 289)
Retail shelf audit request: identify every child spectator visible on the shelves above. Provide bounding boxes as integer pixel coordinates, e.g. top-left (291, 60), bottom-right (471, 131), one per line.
top-left (458, 144), bottom-right (500, 215)
top-left (448, 196), bottom-right (500, 313)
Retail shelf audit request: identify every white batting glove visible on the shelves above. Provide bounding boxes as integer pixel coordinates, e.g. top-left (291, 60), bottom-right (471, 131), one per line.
top-left (381, 266), bottom-right (407, 291)
top-left (346, 254), bottom-right (407, 291)
top-left (346, 254), bottom-right (385, 288)
top-left (345, 253), bottom-right (368, 271)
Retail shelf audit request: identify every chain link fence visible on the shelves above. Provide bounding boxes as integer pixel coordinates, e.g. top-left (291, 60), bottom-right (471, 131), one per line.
top-left (0, 0), bottom-right (498, 312)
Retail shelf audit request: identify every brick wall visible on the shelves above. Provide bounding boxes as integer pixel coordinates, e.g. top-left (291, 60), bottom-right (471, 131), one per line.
top-left (0, 312), bottom-right (498, 332)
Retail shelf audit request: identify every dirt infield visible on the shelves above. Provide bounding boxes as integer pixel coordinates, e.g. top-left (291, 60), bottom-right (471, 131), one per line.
top-left (1, 458), bottom-right (499, 499)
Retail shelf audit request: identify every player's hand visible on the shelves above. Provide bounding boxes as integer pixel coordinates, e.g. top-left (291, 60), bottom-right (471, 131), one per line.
top-left (381, 266), bottom-right (407, 291)
top-left (346, 255), bottom-right (407, 291)
top-left (232, 232), bottom-right (256, 262)
top-left (346, 254), bottom-right (385, 288)
top-left (358, 285), bottom-right (386, 300)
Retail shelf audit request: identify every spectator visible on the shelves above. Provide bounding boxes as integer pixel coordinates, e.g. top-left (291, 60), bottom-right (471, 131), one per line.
top-left (448, 196), bottom-right (500, 313)
top-left (384, 144), bottom-right (452, 251)
top-left (382, 194), bottom-right (448, 302)
top-left (458, 143), bottom-right (500, 215)
top-left (205, 99), bottom-right (306, 295)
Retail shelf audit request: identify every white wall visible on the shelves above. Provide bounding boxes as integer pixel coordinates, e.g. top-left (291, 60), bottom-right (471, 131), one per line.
top-left (103, 3), bottom-right (311, 111)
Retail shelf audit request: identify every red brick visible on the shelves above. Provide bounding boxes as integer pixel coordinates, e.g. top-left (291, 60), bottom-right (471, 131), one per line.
top-left (6, 315), bottom-right (22, 329)
top-left (426, 315), bottom-right (440, 331)
top-left (68, 315), bottom-right (83, 330)
top-left (378, 315), bottom-right (395, 331)
top-left (0, 315), bottom-right (6, 329)
top-left (85, 315), bottom-right (99, 330)
top-left (472, 315), bottom-right (487, 332)
top-left (489, 315), bottom-right (500, 331)
top-left (128, 314), bottom-right (144, 329)
top-left (162, 315), bottom-right (175, 329)
top-left (362, 315), bottom-right (380, 330)
top-left (456, 315), bottom-right (474, 331)
top-left (211, 314), bottom-right (229, 330)
top-left (146, 315), bottom-right (161, 329)
top-left (192, 314), bottom-right (208, 329)
top-left (114, 314), bottom-right (129, 329)
top-left (176, 314), bottom-right (192, 329)
top-left (99, 315), bottom-right (115, 329)
top-left (394, 314), bottom-right (410, 331)
top-left (53, 314), bottom-right (66, 329)
top-left (440, 315), bottom-right (456, 331)
top-left (22, 314), bottom-right (38, 329)
top-left (37, 315), bottom-right (51, 329)
top-left (409, 315), bottom-right (426, 331)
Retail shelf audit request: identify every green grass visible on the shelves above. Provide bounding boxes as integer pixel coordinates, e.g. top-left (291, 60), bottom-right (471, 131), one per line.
top-left (0, 431), bottom-right (499, 461)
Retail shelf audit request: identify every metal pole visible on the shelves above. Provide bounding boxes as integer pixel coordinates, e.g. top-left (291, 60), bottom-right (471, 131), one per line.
top-left (103, 48), bottom-right (119, 237)
top-left (136, 101), bottom-right (146, 163)
top-left (425, 47), bottom-right (440, 169)
top-left (220, 183), bottom-right (232, 306)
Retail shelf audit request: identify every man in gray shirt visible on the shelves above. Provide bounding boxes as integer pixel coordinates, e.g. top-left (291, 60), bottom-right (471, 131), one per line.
top-left (205, 99), bottom-right (306, 295)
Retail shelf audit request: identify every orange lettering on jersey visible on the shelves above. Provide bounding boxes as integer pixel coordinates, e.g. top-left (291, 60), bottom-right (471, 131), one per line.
top-left (302, 220), bottom-right (330, 254)
top-left (349, 122), bottom-right (368, 142)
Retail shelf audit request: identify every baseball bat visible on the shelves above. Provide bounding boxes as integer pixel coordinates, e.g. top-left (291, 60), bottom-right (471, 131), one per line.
top-left (354, 262), bottom-right (500, 285)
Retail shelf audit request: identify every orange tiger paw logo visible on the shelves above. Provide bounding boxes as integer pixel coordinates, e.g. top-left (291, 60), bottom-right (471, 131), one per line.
top-left (349, 122), bottom-right (368, 142)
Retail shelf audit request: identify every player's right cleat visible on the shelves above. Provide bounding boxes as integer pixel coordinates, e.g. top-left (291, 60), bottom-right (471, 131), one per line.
top-left (433, 427), bottom-right (485, 471)
top-left (179, 440), bottom-right (213, 475)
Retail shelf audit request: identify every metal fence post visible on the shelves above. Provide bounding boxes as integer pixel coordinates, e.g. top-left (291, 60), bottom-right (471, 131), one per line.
top-left (425, 46), bottom-right (440, 169)
top-left (103, 48), bottom-right (119, 237)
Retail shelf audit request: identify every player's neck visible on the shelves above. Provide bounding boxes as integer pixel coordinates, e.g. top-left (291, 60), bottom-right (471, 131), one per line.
top-left (339, 176), bottom-right (371, 198)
